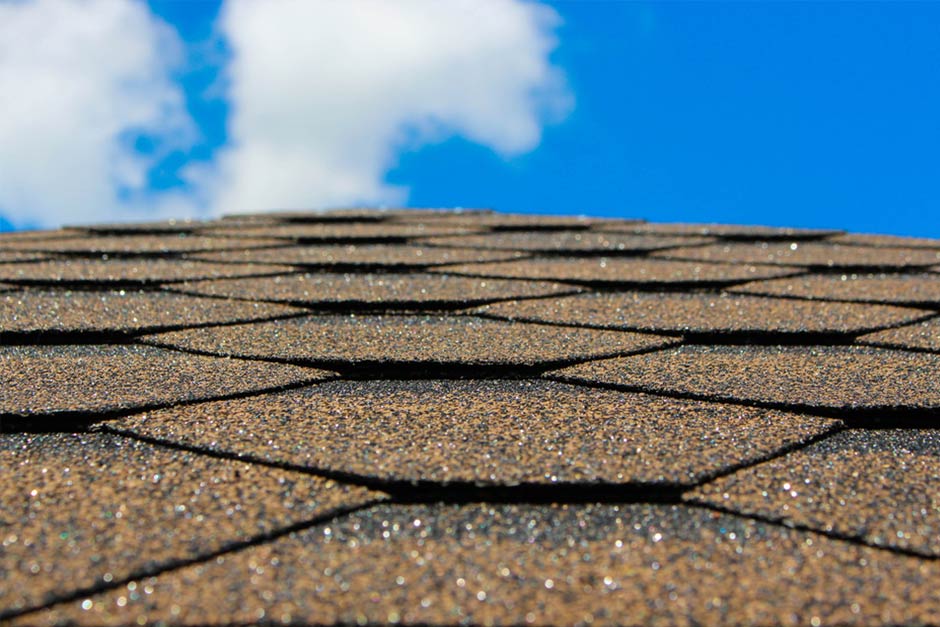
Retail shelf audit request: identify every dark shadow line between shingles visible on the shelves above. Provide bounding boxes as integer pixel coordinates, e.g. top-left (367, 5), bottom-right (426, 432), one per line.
top-left (134, 336), bottom-right (684, 382)
top-left (32, 242), bottom-right (299, 259)
top-left (0, 499), bottom-right (387, 623)
top-left (0, 269), bottom-right (300, 291)
top-left (426, 270), bottom-right (810, 291)
top-left (410, 243), bottom-right (704, 258)
top-left (101, 426), bottom-right (690, 507)
top-left (0, 375), bottom-right (335, 434)
top-left (682, 500), bottom-right (940, 561)
top-left (649, 254), bottom-right (940, 275)
top-left (682, 422), bottom-right (848, 490)
top-left (0, 312), bottom-right (316, 347)
top-left (854, 339), bottom-right (940, 356)
top-left (159, 287), bottom-right (586, 316)
top-left (722, 285), bottom-right (940, 312)
top-left (543, 374), bottom-right (940, 429)
top-left (469, 309), bottom-right (916, 346)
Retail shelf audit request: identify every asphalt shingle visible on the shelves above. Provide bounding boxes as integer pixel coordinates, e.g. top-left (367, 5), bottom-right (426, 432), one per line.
top-left (550, 345), bottom-right (940, 414)
top-left (20, 503), bottom-right (940, 627)
top-left (433, 257), bottom-right (800, 286)
top-left (189, 244), bottom-right (525, 269)
top-left (0, 290), bottom-right (305, 337)
top-left (0, 344), bottom-right (333, 425)
top-left (730, 272), bottom-right (940, 307)
top-left (418, 231), bottom-right (713, 254)
top-left (0, 258), bottom-right (294, 286)
top-left (141, 315), bottom-right (675, 372)
top-left (168, 272), bottom-right (579, 310)
top-left (0, 432), bottom-right (383, 617)
top-left (475, 291), bottom-right (930, 336)
top-left (106, 379), bottom-right (837, 487)
top-left (687, 429), bottom-right (940, 556)
top-left (652, 242), bottom-right (940, 269)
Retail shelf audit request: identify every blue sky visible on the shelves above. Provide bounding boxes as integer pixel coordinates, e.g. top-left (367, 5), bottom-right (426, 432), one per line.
top-left (2, 0), bottom-right (940, 236)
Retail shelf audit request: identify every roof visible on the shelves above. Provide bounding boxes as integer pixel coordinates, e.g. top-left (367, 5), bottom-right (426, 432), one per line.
top-left (2, 209), bottom-right (939, 626)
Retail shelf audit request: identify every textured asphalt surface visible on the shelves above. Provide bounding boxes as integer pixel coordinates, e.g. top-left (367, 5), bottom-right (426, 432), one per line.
top-left (2, 209), bottom-right (939, 626)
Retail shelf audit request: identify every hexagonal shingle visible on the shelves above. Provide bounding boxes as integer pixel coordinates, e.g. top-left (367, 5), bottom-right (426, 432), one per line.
top-left (730, 272), bottom-right (940, 307)
top-left (433, 257), bottom-right (800, 286)
top-left (687, 429), bottom-right (940, 556)
top-left (857, 316), bottom-right (940, 352)
top-left (475, 291), bottom-right (930, 337)
top-left (550, 345), bottom-right (940, 414)
top-left (140, 315), bottom-right (675, 372)
top-left (189, 244), bottom-right (525, 269)
top-left (107, 379), bottom-right (837, 487)
top-left (20, 503), bottom-right (940, 627)
top-left (652, 242), bottom-right (940, 269)
top-left (418, 231), bottom-right (713, 254)
top-left (169, 272), bottom-right (579, 310)
top-left (0, 290), bottom-right (305, 336)
top-left (0, 432), bottom-right (384, 617)
top-left (0, 258), bottom-right (294, 286)
top-left (0, 344), bottom-right (333, 426)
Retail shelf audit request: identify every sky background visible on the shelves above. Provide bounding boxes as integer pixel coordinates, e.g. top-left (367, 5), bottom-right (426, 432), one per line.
top-left (2, 0), bottom-right (940, 236)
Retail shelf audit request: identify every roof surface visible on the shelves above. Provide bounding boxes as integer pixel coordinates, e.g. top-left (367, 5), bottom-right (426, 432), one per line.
top-left (2, 209), bottom-right (939, 626)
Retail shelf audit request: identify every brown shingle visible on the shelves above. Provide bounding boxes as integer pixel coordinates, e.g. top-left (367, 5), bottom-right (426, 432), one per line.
top-left (0, 251), bottom-right (49, 263)
top-left (189, 244), bottom-right (525, 269)
top-left (857, 316), bottom-right (940, 352)
top-left (550, 345), bottom-right (940, 413)
top-left (169, 272), bottom-right (579, 309)
top-left (0, 258), bottom-right (293, 286)
top-left (107, 379), bottom-right (837, 487)
top-left (141, 315), bottom-right (675, 371)
top-left (652, 241), bottom-right (940, 269)
top-left (475, 291), bottom-right (929, 336)
top-left (0, 344), bottom-right (333, 423)
top-left (730, 272), bottom-right (940, 306)
top-left (0, 234), bottom-right (285, 255)
top-left (393, 212), bottom-right (628, 230)
top-left (433, 257), bottom-right (800, 286)
top-left (687, 429), bottom-right (940, 556)
top-left (601, 221), bottom-right (841, 240)
top-left (202, 222), bottom-right (480, 241)
top-left (21, 502), bottom-right (940, 627)
top-left (0, 432), bottom-right (383, 616)
top-left (0, 290), bottom-right (305, 336)
top-left (830, 233), bottom-right (940, 249)
top-left (418, 231), bottom-right (711, 253)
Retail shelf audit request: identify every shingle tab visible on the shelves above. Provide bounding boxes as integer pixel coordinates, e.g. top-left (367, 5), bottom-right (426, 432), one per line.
top-left (476, 291), bottom-right (929, 336)
top-left (0, 432), bottom-right (383, 616)
top-left (189, 244), bottom-right (525, 268)
top-left (730, 272), bottom-right (940, 306)
top-left (652, 241), bottom-right (940, 269)
top-left (418, 231), bottom-right (713, 253)
top-left (107, 379), bottom-right (837, 487)
top-left (688, 429), bottom-right (940, 556)
top-left (0, 235), bottom-right (285, 255)
top-left (141, 315), bottom-right (675, 371)
top-left (203, 222), bottom-right (480, 241)
top-left (22, 503), bottom-right (940, 627)
top-left (169, 272), bottom-right (579, 310)
top-left (550, 345), bottom-right (940, 413)
top-left (0, 290), bottom-right (304, 336)
top-left (0, 344), bottom-right (333, 424)
top-left (857, 316), bottom-right (940, 352)
top-left (602, 221), bottom-right (841, 239)
top-left (434, 257), bottom-right (800, 286)
top-left (0, 258), bottom-right (293, 286)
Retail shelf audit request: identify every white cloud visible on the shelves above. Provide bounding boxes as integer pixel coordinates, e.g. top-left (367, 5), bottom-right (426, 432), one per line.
top-left (0, 0), bottom-right (197, 228)
top-left (204, 0), bottom-right (571, 213)
top-left (0, 0), bottom-right (569, 228)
